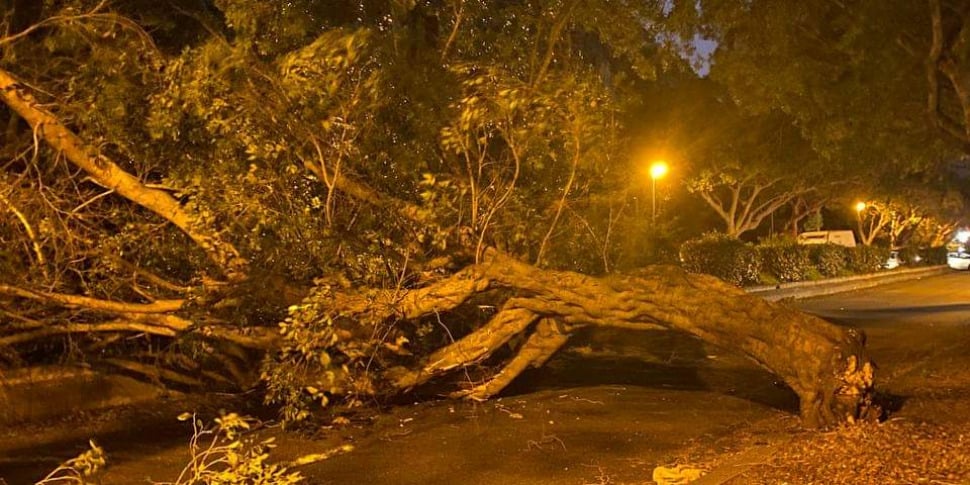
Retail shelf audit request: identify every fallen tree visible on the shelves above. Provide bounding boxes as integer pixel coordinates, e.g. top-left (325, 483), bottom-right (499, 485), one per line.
top-left (0, 1), bottom-right (875, 432)
top-left (295, 250), bottom-right (875, 429)
top-left (0, 244), bottom-right (876, 428)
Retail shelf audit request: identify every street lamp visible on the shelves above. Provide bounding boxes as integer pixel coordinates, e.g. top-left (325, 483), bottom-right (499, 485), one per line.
top-left (649, 161), bottom-right (669, 223)
top-left (855, 201), bottom-right (867, 244)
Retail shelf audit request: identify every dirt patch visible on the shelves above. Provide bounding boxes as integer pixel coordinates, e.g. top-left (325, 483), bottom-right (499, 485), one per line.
top-left (731, 419), bottom-right (970, 484)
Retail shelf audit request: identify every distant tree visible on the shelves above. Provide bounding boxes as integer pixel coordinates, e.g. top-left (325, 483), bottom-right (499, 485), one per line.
top-left (852, 175), bottom-right (965, 247)
top-left (702, 0), bottom-right (960, 174)
top-left (681, 101), bottom-right (821, 238)
top-left (802, 210), bottom-right (824, 232)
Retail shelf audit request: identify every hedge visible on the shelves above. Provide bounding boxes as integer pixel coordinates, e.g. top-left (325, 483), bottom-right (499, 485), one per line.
top-left (809, 244), bottom-right (849, 277)
top-left (845, 245), bottom-right (890, 274)
top-left (757, 241), bottom-right (812, 282)
top-left (679, 235), bottom-right (906, 286)
top-left (679, 233), bottom-right (761, 286)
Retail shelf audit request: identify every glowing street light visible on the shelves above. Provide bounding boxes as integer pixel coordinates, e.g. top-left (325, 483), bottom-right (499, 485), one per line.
top-left (649, 161), bottom-right (669, 223)
top-left (855, 201), bottom-right (868, 245)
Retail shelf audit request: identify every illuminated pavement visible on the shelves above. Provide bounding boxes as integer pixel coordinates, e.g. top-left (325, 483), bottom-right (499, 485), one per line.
top-left (3, 271), bottom-right (968, 484)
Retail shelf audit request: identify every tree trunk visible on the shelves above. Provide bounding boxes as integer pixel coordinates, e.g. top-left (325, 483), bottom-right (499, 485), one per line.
top-left (2, 247), bottom-right (876, 428)
top-left (386, 250), bottom-right (875, 428)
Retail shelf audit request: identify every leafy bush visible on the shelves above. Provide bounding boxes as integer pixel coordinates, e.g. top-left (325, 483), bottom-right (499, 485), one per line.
top-left (168, 412), bottom-right (304, 485)
top-left (37, 412), bottom-right (353, 485)
top-left (680, 233), bottom-right (761, 286)
top-left (846, 246), bottom-right (891, 273)
top-left (914, 247), bottom-right (948, 265)
top-left (809, 244), bottom-right (849, 277)
top-left (35, 440), bottom-right (105, 485)
top-left (261, 284), bottom-right (370, 424)
top-left (757, 241), bottom-right (812, 282)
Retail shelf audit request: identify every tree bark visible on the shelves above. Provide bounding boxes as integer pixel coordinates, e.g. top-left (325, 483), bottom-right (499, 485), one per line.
top-left (384, 250), bottom-right (875, 428)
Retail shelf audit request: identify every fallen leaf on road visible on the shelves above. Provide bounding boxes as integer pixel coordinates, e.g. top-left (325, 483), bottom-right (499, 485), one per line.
top-left (652, 464), bottom-right (705, 484)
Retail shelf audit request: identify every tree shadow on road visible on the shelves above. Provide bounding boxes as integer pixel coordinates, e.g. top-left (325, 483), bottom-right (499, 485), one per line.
top-left (501, 328), bottom-right (800, 414)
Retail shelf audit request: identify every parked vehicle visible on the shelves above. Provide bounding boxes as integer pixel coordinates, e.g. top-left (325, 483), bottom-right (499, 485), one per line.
top-left (947, 252), bottom-right (970, 270)
top-left (883, 251), bottom-right (901, 270)
top-left (797, 230), bottom-right (857, 248)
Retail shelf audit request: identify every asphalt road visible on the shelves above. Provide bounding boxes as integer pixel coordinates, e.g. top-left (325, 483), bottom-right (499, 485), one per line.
top-left (3, 272), bottom-right (969, 484)
top-left (797, 270), bottom-right (970, 424)
top-left (798, 270), bottom-right (970, 325)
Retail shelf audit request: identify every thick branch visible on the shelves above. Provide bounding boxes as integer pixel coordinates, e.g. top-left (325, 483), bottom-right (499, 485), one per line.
top-left (736, 181), bottom-right (771, 231)
top-left (0, 284), bottom-right (184, 313)
top-left (0, 320), bottom-right (178, 347)
top-left (199, 326), bottom-right (280, 350)
top-left (0, 68), bottom-right (246, 279)
top-left (472, 251), bottom-right (873, 427)
top-left (391, 307), bottom-right (538, 389)
top-left (454, 318), bottom-right (571, 400)
top-left (697, 190), bottom-right (734, 232)
top-left (741, 191), bottom-right (801, 236)
top-left (332, 265), bottom-right (490, 322)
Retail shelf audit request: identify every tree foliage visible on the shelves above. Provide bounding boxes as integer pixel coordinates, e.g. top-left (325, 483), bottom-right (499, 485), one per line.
top-left (0, 0), bottom-right (683, 408)
top-left (698, 0), bottom-right (970, 245)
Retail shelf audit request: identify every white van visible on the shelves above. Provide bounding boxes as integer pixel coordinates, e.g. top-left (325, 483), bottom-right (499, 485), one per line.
top-left (948, 252), bottom-right (970, 270)
top-left (796, 230), bottom-right (857, 248)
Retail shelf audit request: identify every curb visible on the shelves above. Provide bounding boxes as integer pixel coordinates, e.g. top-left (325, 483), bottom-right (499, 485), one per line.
top-left (745, 265), bottom-right (949, 301)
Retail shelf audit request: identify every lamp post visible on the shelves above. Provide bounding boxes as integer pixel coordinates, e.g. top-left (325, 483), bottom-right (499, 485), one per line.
top-left (649, 161), bottom-right (669, 223)
top-left (855, 201), bottom-right (866, 244)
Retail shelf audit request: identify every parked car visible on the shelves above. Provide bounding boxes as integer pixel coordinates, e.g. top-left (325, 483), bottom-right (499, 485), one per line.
top-left (947, 252), bottom-right (970, 270)
top-left (883, 251), bottom-right (901, 270)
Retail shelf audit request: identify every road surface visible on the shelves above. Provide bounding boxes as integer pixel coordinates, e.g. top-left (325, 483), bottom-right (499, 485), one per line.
top-left (2, 271), bottom-right (968, 484)
top-left (797, 271), bottom-right (970, 425)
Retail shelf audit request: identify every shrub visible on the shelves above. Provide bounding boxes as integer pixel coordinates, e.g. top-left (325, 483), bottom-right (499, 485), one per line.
top-left (846, 246), bottom-right (891, 274)
top-left (809, 244), bottom-right (849, 277)
top-left (803, 267), bottom-right (824, 280)
top-left (170, 412), bottom-right (305, 485)
top-left (757, 241), bottom-right (812, 282)
top-left (680, 233), bottom-right (761, 286)
top-left (915, 246), bottom-right (948, 265)
top-left (36, 440), bottom-right (105, 485)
